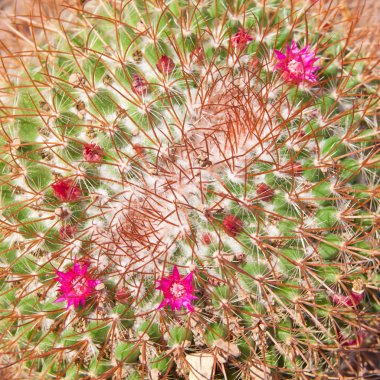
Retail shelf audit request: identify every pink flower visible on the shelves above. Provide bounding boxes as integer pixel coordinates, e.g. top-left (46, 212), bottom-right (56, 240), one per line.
top-left (156, 55), bottom-right (175, 75)
top-left (83, 142), bottom-right (104, 163)
top-left (275, 41), bottom-right (319, 84)
top-left (51, 178), bottom-right (82, 202)
top-left (54, 259), bottom-right (100, 308)
top-left (157, 266), bottom-right (197, 312)
top-left (230, 28), bottom-right (253, 48)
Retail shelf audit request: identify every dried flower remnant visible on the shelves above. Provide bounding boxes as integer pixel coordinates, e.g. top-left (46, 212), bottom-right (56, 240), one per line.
top-left (275, 41), bottom-right (319, 84)
top-left (83, 142), bottom-right (104, 163)
top-left (280, 161), bottom-right (303, 176)
top-left (330, 280), bottom-right (365, 307)
top-left (156, 55), bottom-right (175, 75)
top-left (157, 266), bottom-right (197, 312)
top-left (190, 47), bottom-right (205, 65)
top-left (201, 232), bottom-right (213, 245)
top-left (55, 259), bottom-right (100, 308)
top-left (59, 225), bottom-right (77, 240)
top-left (51, 178), bottom-right (82, 202)
top-left (340, 330), bottom-right (366, 347)
top-left (222, 214), bottom-right (244, 237)
top-left (115, 287), bottom-right (131, 304)
top-left (230, 28), bottom-right (253, 49)
top-left (256, 183), bottom-right (275, 202)
top-left (132, 74), bottom-right (149, 95)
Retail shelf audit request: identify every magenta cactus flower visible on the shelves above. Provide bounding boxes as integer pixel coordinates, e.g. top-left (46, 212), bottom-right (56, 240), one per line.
top-left (157, 266), bottom-right (197, 312)
top-left (54, 259), bottom-right (100, 308)
top-left (274, 41), bottom-right (319, 84)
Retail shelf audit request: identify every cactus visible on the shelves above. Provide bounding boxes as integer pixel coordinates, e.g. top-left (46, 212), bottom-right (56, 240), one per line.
top-left (0, 0), bottom-right (379, 379)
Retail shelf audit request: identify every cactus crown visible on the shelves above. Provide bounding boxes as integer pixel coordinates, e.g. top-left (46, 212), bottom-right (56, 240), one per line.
top-left (0, 0), bottom-right (379, 379)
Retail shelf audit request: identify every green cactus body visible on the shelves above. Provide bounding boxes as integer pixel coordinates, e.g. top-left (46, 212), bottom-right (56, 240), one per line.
top-left (0, 0), bottom-right (379, 379)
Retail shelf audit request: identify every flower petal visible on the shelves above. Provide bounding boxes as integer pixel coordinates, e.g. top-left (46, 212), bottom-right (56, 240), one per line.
top-left (172, 265), bottom-right (180, 281)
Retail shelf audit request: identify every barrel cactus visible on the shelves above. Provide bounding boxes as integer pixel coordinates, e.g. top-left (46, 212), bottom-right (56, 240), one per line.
top-left (0, 0), bottom-right (379, 379)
